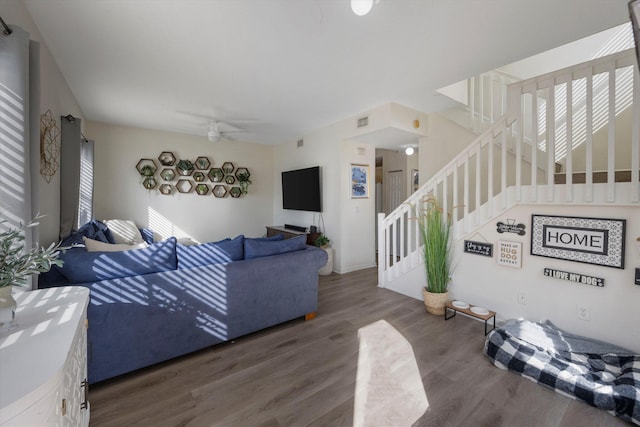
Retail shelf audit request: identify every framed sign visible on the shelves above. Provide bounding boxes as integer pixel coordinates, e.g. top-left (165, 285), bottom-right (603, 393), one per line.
top-left (464, 240), bottom-right (493, 257)
top-left (531, 215), bottom-right (625, 269)
top-left (350, 164), bottom-right (369, 198)
top-left (497, 240), bottom-right (522, 268)
top-left (543, 268), bottom-right (604, 287)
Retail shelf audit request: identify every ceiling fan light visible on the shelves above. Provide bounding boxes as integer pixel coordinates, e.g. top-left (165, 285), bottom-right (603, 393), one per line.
top-left (405, 146), bottom-right (415, 156)
top-left (351, 0), bottom-right (373, 16)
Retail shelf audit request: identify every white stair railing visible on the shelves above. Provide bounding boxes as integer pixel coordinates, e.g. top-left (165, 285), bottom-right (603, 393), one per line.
top-left (378, 48), bottom-right (639, 288)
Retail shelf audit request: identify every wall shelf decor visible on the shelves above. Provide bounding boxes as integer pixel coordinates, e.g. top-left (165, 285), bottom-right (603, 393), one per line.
top-left (195, 156), bottom-right (211, 170)
top-left (160, 168), bottom-right (176, 181)
top-left (229, 187), bottom-right (242, 198)
top-left (235, 167), bottom-right (250, 179)
top-left (137, 153), bottom-right (250, 198)
top-left (176, 179), bottom-right (194, 194)
top-left (208, 168), bottom-right (224, 182)
top-left (195, 183), bottom-right (210, 195)
top-left (136, 159), bottom-right (157, 176)
top-left (213, 185), bottom-right (228, 198)
top-left (143, 177), bottom-right (157, 190)
top-left (222, 162), bottom-right (235, 174)
top-left (158, 151), bottom-right (176, 166)
top-left (159, 184), bottom-right (173, 195)
top-left (176, 159), bottom-right (195, 176)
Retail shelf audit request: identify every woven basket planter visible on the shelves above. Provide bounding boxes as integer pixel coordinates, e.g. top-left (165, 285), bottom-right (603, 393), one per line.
top-left (422, 289), bottom-right (448, 316)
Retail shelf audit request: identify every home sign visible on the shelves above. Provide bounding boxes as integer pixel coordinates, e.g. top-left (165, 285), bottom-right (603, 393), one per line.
top-left (531, 215), bottom-right (625, 269)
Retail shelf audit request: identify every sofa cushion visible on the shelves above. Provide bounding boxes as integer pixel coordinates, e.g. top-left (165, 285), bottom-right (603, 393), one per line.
top-left (58, 237), bottom-right (177, 284)
top-left (61, 219), bottom-right (115, 247)
top-left (246, 235), bottom-right (285, 242)
top-left (176, 235), bottom-right (244, 269)
top-left (104, 219), bottom-right (145, 245)
top-left (244, 234), bottom-right (307, 260)
top-left (83, 237), bottom-right (148, 252)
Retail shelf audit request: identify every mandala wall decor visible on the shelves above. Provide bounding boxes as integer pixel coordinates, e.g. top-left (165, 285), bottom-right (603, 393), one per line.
top-left (40, 110), bottom-right (60, 183)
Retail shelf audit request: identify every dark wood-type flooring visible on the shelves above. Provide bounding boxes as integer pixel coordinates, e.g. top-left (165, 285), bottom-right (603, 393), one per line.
top-left (89, 268), bottom-right (629, 426)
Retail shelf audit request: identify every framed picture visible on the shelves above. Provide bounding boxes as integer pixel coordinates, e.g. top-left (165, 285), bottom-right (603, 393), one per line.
top-left (412, 169), bottom-right (419, 193)
top-left (531, 214), bottom-right (626, 269)
top-left (350, 163), bottom-right (369, 198)
top-left (496, 240), bottom-right (522, 269)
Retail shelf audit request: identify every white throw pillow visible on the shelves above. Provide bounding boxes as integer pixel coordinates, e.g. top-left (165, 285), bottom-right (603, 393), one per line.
top-left (83, 236), bottom-right (148, 252)
top-left (104, 219), bottom-right (145, 245)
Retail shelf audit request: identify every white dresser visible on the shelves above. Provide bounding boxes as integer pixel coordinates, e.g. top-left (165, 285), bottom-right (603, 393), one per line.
top-left (0, 286), bottom-right (90, 426)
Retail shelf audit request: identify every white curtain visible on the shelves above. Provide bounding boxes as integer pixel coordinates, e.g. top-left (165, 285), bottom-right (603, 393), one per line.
top-left (0, 25), bottom-right (41, 288)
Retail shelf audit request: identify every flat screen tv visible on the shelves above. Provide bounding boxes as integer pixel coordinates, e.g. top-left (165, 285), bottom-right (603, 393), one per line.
top-left (282, 166), bottom-right (322, 212)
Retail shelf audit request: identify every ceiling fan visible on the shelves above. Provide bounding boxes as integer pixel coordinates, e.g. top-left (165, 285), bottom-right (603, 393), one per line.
top-left (207, 120), bottom-right (245, 142)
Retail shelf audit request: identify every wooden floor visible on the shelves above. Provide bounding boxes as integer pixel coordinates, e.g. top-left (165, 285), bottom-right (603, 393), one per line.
top-left (89, 268), bottom-right (629, 426)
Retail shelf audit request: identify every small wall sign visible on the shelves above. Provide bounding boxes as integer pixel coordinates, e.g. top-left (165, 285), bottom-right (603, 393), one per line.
top-left (543, 267), bottom-right (605, 287)
top-left (635, 268), bottom-right (640, 286)
top-left (464, 240), bottom-right (493, 257)
top-left (531, 214), bottom-right (625, 269)
top-left (497, 220), bottom-right (526, 236)
top-left (497, 240), bottom-right (522, 268)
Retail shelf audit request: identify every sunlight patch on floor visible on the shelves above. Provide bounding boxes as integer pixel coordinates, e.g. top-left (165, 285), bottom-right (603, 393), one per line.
top-left (354, 319), bottom-right (428, 427)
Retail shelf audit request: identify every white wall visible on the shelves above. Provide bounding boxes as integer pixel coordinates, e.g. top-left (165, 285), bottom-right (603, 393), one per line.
top-left (88, 122), bottom-right (274, 242)
top-left (2, 1), bottom-right (85, 245)
top-left (450, 204), bottom-right (640, 353)
top-left (418, 113), bottom-right (477, 184)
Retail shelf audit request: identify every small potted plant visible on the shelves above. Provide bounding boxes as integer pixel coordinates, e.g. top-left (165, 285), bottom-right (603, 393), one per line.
top-left (315, 234), bottom-right (330, 249)
top-left (236, 171), bottom-right (252, 195)
top-left (315, 234), bottom-right (333, 275)
top-left (0, 217), bottom-right (63, 326)
top-left (176, 159), bottom-right (195, 176)
top-left (140, 164), bottom-right (155, 177)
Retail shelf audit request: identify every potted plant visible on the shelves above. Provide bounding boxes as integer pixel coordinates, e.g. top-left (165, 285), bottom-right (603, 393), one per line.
top-left (315, 234), bottom-right (330, 249)
top-left (236, 171), bottom-right (252, 195)
top-left (0, 217), bottom-right (63, 325)
top-left (416, 196), bottom-right (453, 315)
top-left (176, 159), bottom-right (195, 176)
top-left (140, 164), bottom-right (155, 177)
top-left (315, 234), bottom-right (333, 275)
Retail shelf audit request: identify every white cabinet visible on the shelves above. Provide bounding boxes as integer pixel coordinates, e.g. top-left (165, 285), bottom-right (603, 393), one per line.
top-left (0, 286), bottom-right (90, 426)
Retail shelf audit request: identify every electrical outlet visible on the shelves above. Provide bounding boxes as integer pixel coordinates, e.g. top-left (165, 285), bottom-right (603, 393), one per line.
top-left (577, 304), bottom-right (590, 321)
top-left (517, 292), bottom-right (526, 305)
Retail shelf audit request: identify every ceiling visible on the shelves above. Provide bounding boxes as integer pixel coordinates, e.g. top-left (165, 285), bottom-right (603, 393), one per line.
top-left (23, 0), bottom-right (631, 145)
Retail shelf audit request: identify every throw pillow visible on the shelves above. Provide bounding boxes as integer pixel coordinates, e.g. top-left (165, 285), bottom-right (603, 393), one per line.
top-left (244, 234), bottom-right (307, 260)
top-left (83, 236), bottom-right (148, 252)
top-left (246, 235), bottom-right (285, 242)
top-left (59, 237), bottom-right (177, 284)
top-left (177, 235), bottom-right (244, 269)
top-left (104, 219), bottom-right (145, 245)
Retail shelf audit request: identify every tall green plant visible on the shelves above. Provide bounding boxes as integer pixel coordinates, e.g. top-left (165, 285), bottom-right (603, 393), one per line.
top-left (417, 197), bottom-right (452, 294)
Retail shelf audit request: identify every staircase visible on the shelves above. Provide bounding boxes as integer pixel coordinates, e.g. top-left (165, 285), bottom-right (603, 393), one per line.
top-left (377, 48), bottom-right (639, 293)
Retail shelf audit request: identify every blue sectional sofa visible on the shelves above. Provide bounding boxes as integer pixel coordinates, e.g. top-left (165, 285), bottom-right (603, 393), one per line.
top-left (40, 226), bottom-right (327, 383)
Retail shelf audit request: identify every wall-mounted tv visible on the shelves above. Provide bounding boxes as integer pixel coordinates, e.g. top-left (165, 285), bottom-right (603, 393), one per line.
top-left (282, 166), bottom-right (322, 212)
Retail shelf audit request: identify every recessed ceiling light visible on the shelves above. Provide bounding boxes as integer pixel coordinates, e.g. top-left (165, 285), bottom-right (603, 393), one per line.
top-left (351, 0), bottom-right (373, 16)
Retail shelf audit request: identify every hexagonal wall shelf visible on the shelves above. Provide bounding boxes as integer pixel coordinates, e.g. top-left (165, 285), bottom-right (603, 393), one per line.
top-left (159, 184), bottom-right (173, 195)
top-left (193, 171), bottom-right (206, 182)
top-left (224, 175), bottom-right (236, 185)
top-left (212, 185), bottom-right (228, 198)
top-left (229, 187), bottom-right (242, 198)
top-left (234, 167), bottom-right (250, 179)
top-left (158, 151), bottom-right (176, 166)
top-left (136, 159), bottom-right (157, 176)
top-left (195, 156), bottom-right (211, 170)
top-left (142, 177), bottom-right (157, 190)
top-left (195, 183), bottom-right (210, 195)
top-left (208, 168), bottom-right (224, 182)
top-left (221, 162), bottom-right (234, 174)
top-left (176, 179), bottom-right (194, 194)
top-left (160, 168), bottom-right (176, 181)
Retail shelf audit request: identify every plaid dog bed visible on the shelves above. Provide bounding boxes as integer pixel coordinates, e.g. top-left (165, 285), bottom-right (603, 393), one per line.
top-left (484, 319), bottom-right (640, 425)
